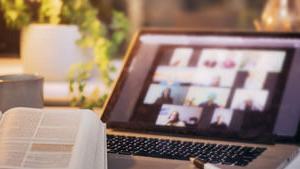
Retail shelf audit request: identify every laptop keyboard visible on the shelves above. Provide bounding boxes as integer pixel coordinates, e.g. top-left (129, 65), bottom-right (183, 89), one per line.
top-left (107, 135), bottom-right (266, 167)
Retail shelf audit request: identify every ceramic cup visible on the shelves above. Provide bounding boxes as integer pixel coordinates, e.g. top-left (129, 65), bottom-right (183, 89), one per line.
top-left (0, 74), bottom-right (44, 113)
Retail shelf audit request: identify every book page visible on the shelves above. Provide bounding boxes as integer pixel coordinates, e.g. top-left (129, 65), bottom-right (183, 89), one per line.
top-left (0, 107), bottom-right (105, 169)
top-left (95, 123), bottom-right (107, 169)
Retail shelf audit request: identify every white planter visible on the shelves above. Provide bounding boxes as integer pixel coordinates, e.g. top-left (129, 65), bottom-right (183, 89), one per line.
top-left (21, 24), bottom-right (91, 81)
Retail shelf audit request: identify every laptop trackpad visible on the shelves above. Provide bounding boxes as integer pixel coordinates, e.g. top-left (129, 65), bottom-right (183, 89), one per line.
top-left (108, 154), bottom-right (190, 169)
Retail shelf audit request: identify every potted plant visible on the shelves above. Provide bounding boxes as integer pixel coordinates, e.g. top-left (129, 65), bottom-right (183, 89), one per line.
top-left (0, 0), bottom-right (129, 109)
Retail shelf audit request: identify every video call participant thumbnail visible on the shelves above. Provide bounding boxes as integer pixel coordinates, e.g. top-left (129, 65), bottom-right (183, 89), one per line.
top-left (156, 104), bottom-right (202, 128)
top-left (154, 88), bottom-right (173, 105)
top-left (209, 108), bottom-right (234, 131)
top-left (144, 84), bottom-right (188, 105)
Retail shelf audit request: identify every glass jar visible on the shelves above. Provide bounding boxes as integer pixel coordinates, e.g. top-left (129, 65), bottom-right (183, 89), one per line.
top-left (254, 0), bottom-right (300, 31)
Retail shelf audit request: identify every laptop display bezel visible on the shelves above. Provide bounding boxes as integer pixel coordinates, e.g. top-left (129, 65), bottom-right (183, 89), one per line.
top-left (101, 29), bottom-right (300, 144)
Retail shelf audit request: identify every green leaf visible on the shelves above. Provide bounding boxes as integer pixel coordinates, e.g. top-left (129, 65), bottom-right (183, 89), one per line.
top-left (39, 0), bottom-right (62, 24)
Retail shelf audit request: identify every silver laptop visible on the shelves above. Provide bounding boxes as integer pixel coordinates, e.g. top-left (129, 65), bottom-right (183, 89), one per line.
top-left (101, 29), bottom-right (300, 169)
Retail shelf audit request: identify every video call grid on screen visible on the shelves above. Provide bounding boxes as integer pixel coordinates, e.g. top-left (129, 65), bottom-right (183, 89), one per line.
top-left (132, 45), bottom-right (292, 134)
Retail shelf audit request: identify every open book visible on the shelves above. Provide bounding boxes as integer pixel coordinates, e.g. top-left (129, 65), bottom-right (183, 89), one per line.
top-left (0, 107), bottom-right (107, 169)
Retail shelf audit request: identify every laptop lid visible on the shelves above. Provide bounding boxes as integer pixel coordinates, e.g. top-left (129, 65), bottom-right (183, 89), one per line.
top-left (102, 29), bottom-right (300, 144)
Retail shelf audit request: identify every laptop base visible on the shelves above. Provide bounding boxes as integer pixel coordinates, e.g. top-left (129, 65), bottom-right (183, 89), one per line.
top-left (107, 131), bottom-right (299, 169)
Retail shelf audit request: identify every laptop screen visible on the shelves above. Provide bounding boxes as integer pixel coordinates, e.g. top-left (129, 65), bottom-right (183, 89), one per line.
top-left (102, 31), bottom-right (300, 143)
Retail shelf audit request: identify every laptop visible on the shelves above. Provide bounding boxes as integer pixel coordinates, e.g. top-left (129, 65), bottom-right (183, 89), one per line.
top-left (101, 29), bottom-right (300, 169)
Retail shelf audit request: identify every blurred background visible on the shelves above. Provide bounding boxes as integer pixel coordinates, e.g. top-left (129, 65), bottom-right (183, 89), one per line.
top-left (0, 0), bottom-right (299, 108)
top-left (0, 0), bottom-right (267, 57)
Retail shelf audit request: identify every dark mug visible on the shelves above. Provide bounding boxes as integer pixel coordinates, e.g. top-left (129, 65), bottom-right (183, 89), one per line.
top-left (0, 74), bottom-right (44, 113)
